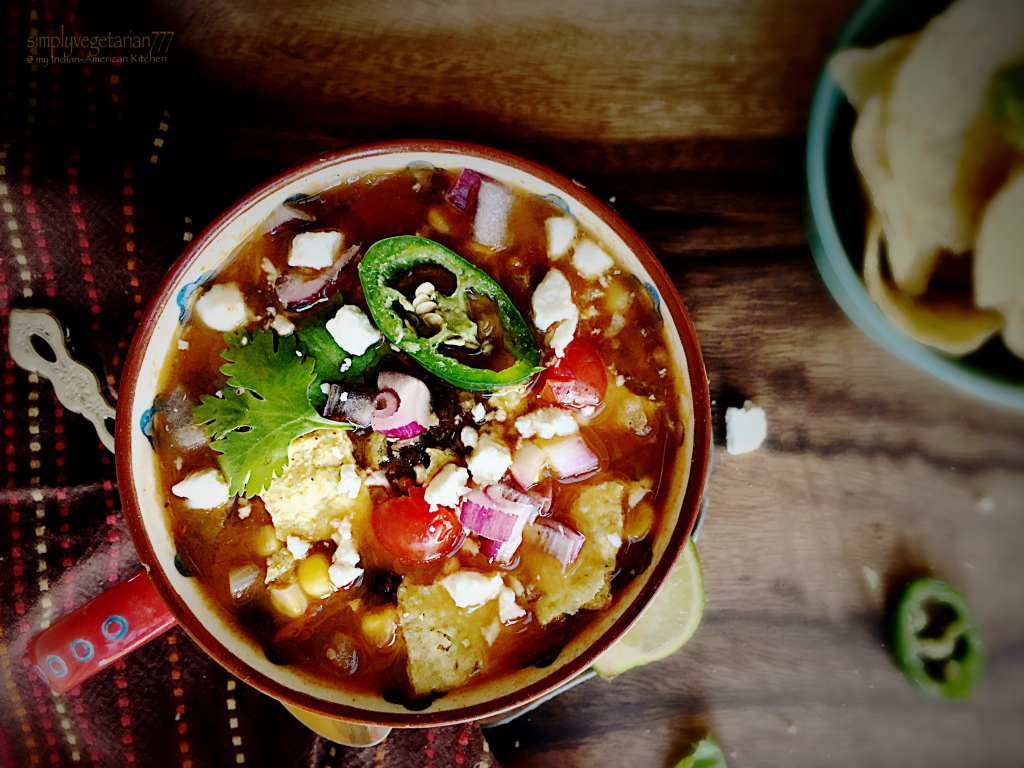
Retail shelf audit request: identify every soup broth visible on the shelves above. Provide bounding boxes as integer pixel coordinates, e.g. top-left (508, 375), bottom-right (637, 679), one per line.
top-left (152, 165), bottom-right (685, 700)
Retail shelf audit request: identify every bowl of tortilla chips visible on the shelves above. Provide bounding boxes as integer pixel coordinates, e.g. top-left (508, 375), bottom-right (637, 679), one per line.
top-left (806, 0), bottom-right (1024, 409)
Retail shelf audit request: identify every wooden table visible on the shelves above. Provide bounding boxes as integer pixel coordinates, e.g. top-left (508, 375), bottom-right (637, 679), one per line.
top-left (130, 0), bottom-right (1024, 763)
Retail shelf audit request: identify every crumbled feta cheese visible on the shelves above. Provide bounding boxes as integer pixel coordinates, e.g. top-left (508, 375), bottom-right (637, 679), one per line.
top-left (336, 464), bottom-right (362, 499)
top-left (545, 216), bottom-right (577, 259)
top-left (424, 463), bottom-right (470, 510)
top-left (328, 519), bottom-right (364, 588)
top-left (261, 257), bottom-right (279, 280)
top-left (339, 358), bottom-right (352, 373)
top-left (325, 305), bottom-right (382, 356)
top-left (607, 532), bottom-right (622, 549)
top-left (364, 470), bottom-right (390, 487)
top-left (579, 405), bottom-right (596, 417)
top-left (461, 426), bottom-right (479, 449)
top-left (320, 382), bottom-right (331, 395)
top-left (495, 408), bottom-right (507, 423)
top-left (572, 239), bottom-right (614, 278)
top-left (171, 468), bottom-right (231, 510)
top-left (471, 403), bottom-right (487, 423)
top-left (627, 485), bottom-right (650, 508)
top-left (467, 434), bottom-right (513, 486)
top-left (329, 564), bottom-right (363, 589)
top-left (483, 619), bottom-right (501, 646)
top-left (195, 283), bottom-right (247, 332)
top-left (288, 230), bottom-right (344, 269)
top-left (532, 269), bottom-right (578, 357)
top-left (515, 408), bottom-right (579, 439)
top-left (725, 400), bottom-right (767, 455)
top-left (863, 565), bottom-right (880, 592)
top-left (498, 586), bottom-right (526, 624)
top-left (440, 571), bottom-right (503, 610)
top-left (330, 519), bottom-right (360, 567)
top-left (615, 374), bottom-right (625, 387)
top-left (532, 269), bottom-right (578, 331)
top-left (237, 505), bottom-right (251, 520)
top-left (271, 313), bottom-right (295, 336)
top-left (177, 339), bottom-right (190, 350)
top-left (286, 535), bottom-right (312, 560)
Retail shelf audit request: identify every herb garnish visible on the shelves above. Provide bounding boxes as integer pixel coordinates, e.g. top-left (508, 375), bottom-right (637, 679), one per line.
top-left (193, 329), bottom-right (348, 497)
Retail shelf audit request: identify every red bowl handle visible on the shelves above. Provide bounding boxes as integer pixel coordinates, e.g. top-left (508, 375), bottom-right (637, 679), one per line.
top-left (28, 570), bottom-right (177, 693)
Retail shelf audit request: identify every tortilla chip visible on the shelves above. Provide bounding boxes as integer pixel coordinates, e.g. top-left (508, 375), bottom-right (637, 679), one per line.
top-left (852, 93), bottom-right (942, 296)
top-left (864, 215), bottom-right (1003, 355)
top-left (885, 0), bottom-right (1024, 270)
top-left (829, 34), bottom-right (919, 112)
top-left (975, 172), bottom-right (1024, 358)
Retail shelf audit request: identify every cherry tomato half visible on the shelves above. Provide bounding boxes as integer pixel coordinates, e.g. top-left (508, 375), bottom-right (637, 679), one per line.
top-left (538, 339), bottom-right (608, 411)
top-left (371, 487), bottom-right (463, 564)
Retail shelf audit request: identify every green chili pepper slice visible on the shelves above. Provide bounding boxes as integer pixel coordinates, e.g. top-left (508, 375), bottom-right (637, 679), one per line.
top-left (358, 236), bottom-right (542, 391)
top-left (891, 577), bottom-right (985, 699)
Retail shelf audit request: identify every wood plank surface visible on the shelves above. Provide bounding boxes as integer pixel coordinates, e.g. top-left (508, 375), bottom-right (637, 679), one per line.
top-left (120, 0), bottom-right (1024, 764)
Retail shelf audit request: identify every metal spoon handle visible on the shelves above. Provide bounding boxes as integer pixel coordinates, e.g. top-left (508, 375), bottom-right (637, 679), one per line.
top-left (9, 309), bottom-right (116, 452)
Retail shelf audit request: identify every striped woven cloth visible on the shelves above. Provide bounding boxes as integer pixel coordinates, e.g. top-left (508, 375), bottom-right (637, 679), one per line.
top-left (0, 2), bottom-right (501, 766)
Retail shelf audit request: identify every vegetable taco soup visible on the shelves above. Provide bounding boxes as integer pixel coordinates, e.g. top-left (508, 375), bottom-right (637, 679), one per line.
top-left (148, 161), bottom-right (693, 702)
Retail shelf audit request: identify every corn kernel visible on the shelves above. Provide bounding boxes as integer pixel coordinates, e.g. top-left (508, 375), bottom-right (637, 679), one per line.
top-left (269, 583), bottom-right (308, 618)
top-left (624, 501), bottom-right (655, 542)
top-left (427, 206), bottom-right (451, 234)
top-left (297, 554), bottom-right (333, 598)
top-left (604, 278), bottom-right (634, 313)
top-left (361, 606), bottom-right (398, 648)
top-left (255, 525), bottom-right (280, 557)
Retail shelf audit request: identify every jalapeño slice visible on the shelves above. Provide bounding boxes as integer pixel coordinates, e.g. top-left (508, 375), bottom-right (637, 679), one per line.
top-left (892, 577), bottom-right (985, 699)
top-left (358, 236), bottom-right (542, 391)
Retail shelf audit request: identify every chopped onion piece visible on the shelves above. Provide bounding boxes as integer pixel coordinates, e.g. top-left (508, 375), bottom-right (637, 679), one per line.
top-left (525, 520), bottom-right (585, 569)
top-left (275, 243), bottom-right (358, 311)
top-left (480, 533), bottom-right (523, 565)
top-left (474, 181), bottom-right (514, 247)
top-left (324, 386), bottom-right (375, 427)
top-left (544, 435), bottom-right (599, 479)
top-left (510, 441), bottom-right (547, 490)
top-left (228, 563), bottom-right (261, 603)
top-left (460, 489), bottom-right (531, 543)
top-left (445, 169), bottom-right (486, 213)
top-left (371, 371), bottom-right (431, 439)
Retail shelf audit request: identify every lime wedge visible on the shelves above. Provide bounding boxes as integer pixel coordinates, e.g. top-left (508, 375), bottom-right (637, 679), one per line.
top-left (593, 538), bottom-right (704, 678)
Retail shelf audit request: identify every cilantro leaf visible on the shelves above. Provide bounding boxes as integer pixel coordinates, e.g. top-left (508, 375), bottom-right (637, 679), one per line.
top-left (991, 60), bottom-right (1024, 150)
top-left (192, 330), bottom-right (346, 498)
top-left (296, 320), bottom-right (392, 407)
top-left (674, 736), bottom-right (727, 768)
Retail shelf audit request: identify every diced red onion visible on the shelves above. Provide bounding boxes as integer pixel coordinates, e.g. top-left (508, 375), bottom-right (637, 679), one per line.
top-left (460, 489), bottom-right (527, 542)
top-left (486, 483), bottom-right (549, 520)
top-left (373, 389), bottom-right (399, 417)
top-left (264, 217), bottom-right (315, 241)
top-left (473, 181), bottom-right (514, 248)
top-left (510, 441), bottom-right (547, 490)
top-left (445, 169), bottom-right (486, 213)
top-left (171, 425), bottom-right (208, 451)
top-left (525, 520), bottom-right (585, 569)
top-left (228, 563), bottom-right (261, 602)
top-left (275, 243), bottom-right (358, 311)
top-left (159, 385), bottom-right (194, 429)
top-left (544, 435), bottom-right (600, 479)
top-left (260, 204), bottom-right (313, 237)
top-left (371, 371), bottom-right (431, 439)
top-left (324, 386), bottom-right (376, 427)
top-left (463, 483), bottom-right (541, 564)
top-left (480, 533), bottom-right (523, 565)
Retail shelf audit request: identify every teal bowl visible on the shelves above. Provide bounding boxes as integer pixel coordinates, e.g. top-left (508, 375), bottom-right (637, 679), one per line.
top-left (805, 0), bottom-right (1024, 410)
